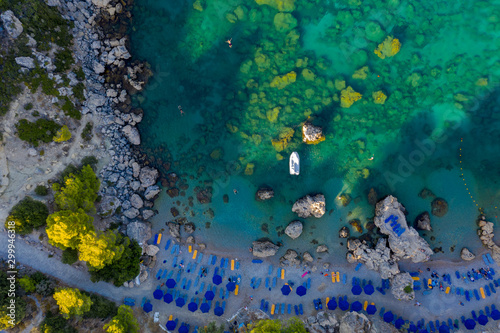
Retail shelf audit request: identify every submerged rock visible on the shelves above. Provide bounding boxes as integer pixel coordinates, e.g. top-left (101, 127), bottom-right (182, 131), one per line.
top-left (461, 248), bottom-right (475, 261)
top-left (391, 272), bottom-right (415, 301)
top-left (184, 222), bottom-right (195, 234)
top-left (316, 245), bottom-right (328, 253)
top-left (285, 220), bottom-right (303, 239)
top-left (252, 240), bottom-right (279, 257)
top-left (367, 188), bottom-right (378, 205)
top-left (302, 122), bottom-right (325, 144)
top-left (302, 251), bottom-right (314, 262)
top-left (349, 219), bottom-right (363, 233)
top-left (418, 188), bottom-right (436, 199)
top-left (431, 198), bottom-right (448, 217)
top-left (339, 226), bottom-right (350, 238)
top-left (292, 194), bottom-right (326, 218)
top-left (256, 187), bottom-right (274, 201)
top-left (374, 196), bottom-right (433, 263)
top-left (414, 212), bottom-right (432, 231)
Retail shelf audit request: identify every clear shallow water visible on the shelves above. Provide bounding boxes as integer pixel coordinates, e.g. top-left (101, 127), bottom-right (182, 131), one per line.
top-left (130, 0), bottom-right (500, 261)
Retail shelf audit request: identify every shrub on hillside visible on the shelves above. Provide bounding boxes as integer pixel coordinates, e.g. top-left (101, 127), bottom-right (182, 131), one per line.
top-left (34, 185), bottom-right (49, 196)
top-left (16, 118), bottom-right (61, 147)
top-left (4, 196), bottom-right (49, 234)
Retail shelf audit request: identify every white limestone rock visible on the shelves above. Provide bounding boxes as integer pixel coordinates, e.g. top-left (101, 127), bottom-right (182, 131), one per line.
top-left (285, 220), bottom-right (303, 239)
top-left (390, 272), bottom-right (415, 301)
top-left (122, 125), bottom-right (140, 145)
top-left (15, 57), bottom-right (35, 69)
top-left (460, 248), bottom-right (475, 261)
top-left (1, 10), bottom-right (23, 38)
top-left (292, 194), bottom-right (326, 218)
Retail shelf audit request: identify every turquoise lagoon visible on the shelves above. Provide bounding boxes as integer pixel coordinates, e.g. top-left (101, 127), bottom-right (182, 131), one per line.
top-left (129, 0), bottom-right (500, 261)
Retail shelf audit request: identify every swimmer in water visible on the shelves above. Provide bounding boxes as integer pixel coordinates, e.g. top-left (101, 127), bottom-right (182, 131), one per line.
top-left (226, 38), bottom-right (232, 48)
top-left (178, 105), bottom-right (184, 115)
top-left (233, 189), bottom-right (238, 194)
top-left (368, 154), bottom-right (374, 160)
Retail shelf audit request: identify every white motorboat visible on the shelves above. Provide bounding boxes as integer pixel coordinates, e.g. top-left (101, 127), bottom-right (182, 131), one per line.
top-left (289, 152), bottom-right (300, 175)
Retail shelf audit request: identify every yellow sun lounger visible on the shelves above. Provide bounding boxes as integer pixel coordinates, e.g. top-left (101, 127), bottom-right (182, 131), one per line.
top-left (231, 259), bottom-right (235, 271)
top-left (336, 272), bottom-right (340, 283)
top-left (168, 315), bottom-right (173, 321)
top-left (188, 245), bottom-right (192, 253)
top-left (331, 273), bottom-right (336, 283)
top-left (428, 279), bottom-right (432, 288)
top-left (192, 250), bottom-right (198, 260)
top-left (480, 287), bottom-right (486, 299)
top-left (235, 284), bottom-right (239, 296)
top-left (326, 297), bottom-right (330, 304)
top-left (281, 269), bottom-right (285, 280)
top-left (271, 304), bottom-right (275, 315)
top-left (157, 233), bottom-right (162, 244)
top-left (445, 286), bottom-right (450, 294)
top-left (364, 301), bottom-right (368, 311)
top-left (412, 276), bottom-right (420, 281)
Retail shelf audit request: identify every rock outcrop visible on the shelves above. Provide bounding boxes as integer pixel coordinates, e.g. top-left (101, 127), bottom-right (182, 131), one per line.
top-left (302, 252), bottom-right (313, 262)
top-left (339, 226), bottom-right (350, 238)
top-left (347, 238), bottom-right (400, 279)
top-left (374, 196), bottom-right (433, 263)
top-left (292, 194), bottom-right (325, 218)
top-left (431, 198), bottom-right (448, 217)
top-left (252, 240), bottom-right (279, 257)
top-left (316, 245), bottom-right (328, 253)
top-left (339, 312), bottom-right (371, 333)
top-left (390, 272), bottom-right (415, 301)
top-left (303, 310), bottom-right (399, 333)
top-left (477, 216), bottom-right (500, 264)
top-left (285, 220), bottom-right (303, 239)
top-left (1, 10), bottom-right (23, 38)
top-left (127, 221), bottom-right (152, 245)
top-left (256, 187), bottom-right (274, 201)
top-left (280, 249), bottom-right (301, 267)
top-left (414, 212), bottom-right (432, 231)
top-left (184, 223), bottom-right (195, 234)
top-left (15, 57), bottom-right (35, 69)
top-left (460, 248), bottom-right (475, 261)
top-left (302, 122), bottom-right (325, 144)
top-left (122, 125), bottom-right (140, 145)
top-left (139, 167), bottom-right (159, 188)
top-left (145, 244), bottom-right (159, 256)
top-left (167, 222), bottom-right (181, 243)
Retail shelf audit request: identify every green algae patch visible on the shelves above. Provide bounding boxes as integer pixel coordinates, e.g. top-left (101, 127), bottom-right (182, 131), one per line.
top-left (372, 91), bottom-right (387, 105)
top-left (255, 0), bottom-right (295, 12)
top-left (271, 127), bottom-right (294, 152)
top-left (266, 107), bottom-right (280, 122)
top-left (193, 0), bottom-right (206, 11)
top-left (274, 13), bottom-right (298, 33)
top-left (301, 68), bottom-right (316, 81)
top-left (244, 163), bottom-right (255, 175)
top-left (365, 21), bottom-right (385, 43)
top-left (270, 71), bottom-right (296, 89)
top-left (374, 36), bottom-right (401, 59)
top-left (352, 66), bottom-right (369, 80)
top-left (340, 86), bottom-right (362, 108)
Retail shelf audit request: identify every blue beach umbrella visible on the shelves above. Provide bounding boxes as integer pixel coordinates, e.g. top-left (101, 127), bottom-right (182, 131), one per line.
top-left (439, 324), bottom-right (450, 333)
top-left (366, 304), bottom-right (377, 315)
top-left (296, 286), bottom-right (307, 296)
top-left (205, 290), bottom-right (215, 301)
top-left (166, 278), bottom-right (176, 288)
top-left (166, 320), bottom-right (177, 330)
top-left (339, 299), bottom-right (349, 311)
top-left (478, 314), bottom-right (488, 326)
top-left (179, 325), bottom-right (189, 333)
top-left (327, 298), bottom-right (337, 310)
top-left (395, 318), bottom-right (405, 329)
top-left (226, 282), bottom-right (236, 292)
top-left (176, 297), bottom-right (185, 308)
top-left (143, 302), bottom-right (152, 313)
top-left (188, 301), bottom-right (198, 312)
top-left (213, 274), bottom-right (222, 285)
top-left (281, 284), bottom-right (292, 295)
top-left (153, 289), bottom-right (163, 300)
top-left (491, 309), bottom-right (500, 320)
top-left (418, 330), bottom-right (429, 333)
top-left (464, 319), bottom-right (476, 330)
top-left (351, 285), bottom-right (362, 295)
top-left (363, 284), bottom-right (374, 295)
top-left (163, 293), bottom-right (173, 304)
top-left (383, 311), bottom-right (394, 323)
top-left (214, 306), bottom-right (224, 316)
top-left (409, 323), bottom-right (418, 332)
top-left (350, 301), bottom-right (362, 312)
top-left (200, 303), bottom-right (210, 313)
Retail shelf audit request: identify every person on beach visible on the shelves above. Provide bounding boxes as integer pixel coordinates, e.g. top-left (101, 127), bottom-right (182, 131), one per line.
top-left (226, 38), bottom-right (232, 48)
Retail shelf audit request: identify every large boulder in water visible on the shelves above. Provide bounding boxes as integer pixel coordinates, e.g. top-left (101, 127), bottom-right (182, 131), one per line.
top-left (285, 220), bottom-right (303, 239)
top-left (414, 212), bottom-right (432, 231)
top-left (252, 240), bottom-right (279, 257)
top-left (461, 248), bottom-right (475, 261)
top-left (256, 187), bottom-right (274, 201)
top-left (302, 122), bottom-right (325, 144)
top-left (292, 194), bottom-right (325, 218)
top-left (167, 222), bottom-right (181, 242)
top-left (431, 198), bottom-right (448, 217)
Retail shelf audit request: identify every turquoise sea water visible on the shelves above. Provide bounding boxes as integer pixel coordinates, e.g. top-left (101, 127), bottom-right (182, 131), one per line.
top-left (130, 0), bottom-right (500, 261)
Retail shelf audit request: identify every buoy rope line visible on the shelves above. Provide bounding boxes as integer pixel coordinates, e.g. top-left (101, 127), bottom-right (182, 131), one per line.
top-left (459, 138), bottom-right (487, 215)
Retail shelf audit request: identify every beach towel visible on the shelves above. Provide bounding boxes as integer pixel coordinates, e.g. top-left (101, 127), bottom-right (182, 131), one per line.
top-left (271, 304), bottom-right (275, 315)
top-left (231, 260), bottom-right (234, 271)
top-left (281, 269), bottom-right (285, 280)
top-left (301, 271), bottom-right (308, 278)
top-left (234, 284), bottom-right (239, 296)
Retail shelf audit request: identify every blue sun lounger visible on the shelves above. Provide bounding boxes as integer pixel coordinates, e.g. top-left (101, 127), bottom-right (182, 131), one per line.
top-left (485, 285), bottom-right (491, 296)
top-left (379, 307), bottom-right (385, 317)
top-left (268, 265), bottom-right (273, 275)
top-left (483, 254), bottom-right (490, 266)
top-left (172, 256), bottom-right (178, 268)
top-left (255, 278), bottom-right (262, 289)
top-left (260, 299), bottom-right (265, 311)
top-left (186, 280), bottom-right (192, 290)
top-left (474, 289), bottom-right (480, 300)
top-left (307, 278), bottom-right (311, 289)
top-left (429, 321), bottom-right (435, 332)
top-left (219, 288), bottom-right (224, 299)
top-left (299, 304), bottom-right (304, 315)
top-left (294, 305), bottom-right (299, 315)
top-left (447, 318), bottom-right (453, 328)
top-left (275, 304), bottom-right (279, 314)
top-left (456, 271), bottom-right (461, 279)
top-left (162, 270), bottom-right (168, 279)
top-left (264, 301), bottom-right (269, 312)
top-left (186, 263), bottom-right (192, 273)
top-left (224, 259), bottom-right (228, 268)
top-left (487, 253), bottom-right (495, 265)
top-left (181, 277), bottom-right (187, 289)
top-left (167, 270), bottom-right (173, 279)
top-left (277, 268), bottom-right (282, 278)
top-left (288, 304), bottom-right (291, 314)
top-left (266, 278), bottom-right (270, 289)
top-left (250, 277), bottom-right (256, 288)
top-left (490, 283), bottom-right (496, 293)
top-left (343, 274), bottom-right (347, 284)
top-left (486, 306), bottom-right (491, 317)
top-left (156, 269), bottom-right (163, 279)
top-left (220, 258), bottom-right (225, 268)
top-left (355, 263), bottom-right (363, 271)
top-left (165, 239), bottom-right (171, 250)
top-left (212, 255), bottom-right (217, 265)
top-left (197, 252), bottom-right (203, 263)
top-left (410, 272), bottom-right (419, 277)
top-left (236, 261), bottom-right (240, 270)
top-left (170, 244), bottom-right (176, 255)
top-left (281, 303), bottom-right (285, 314)
top-left (376, 287), bottom-right (386, 295)
top-left (225, 289), bottom-right (229, 299)
top-left (272, 277), bottom-right (277, 288)
top-left (198, 282), bottom-right (205, 294)
top-left (176, 271), bottom-right (182, 283)
top-left (465, 290), bottom-right (471, 301)
top-left (220, 268), bottom-right (225, 277)
top-left (194, 276), bottom-right (199, 287)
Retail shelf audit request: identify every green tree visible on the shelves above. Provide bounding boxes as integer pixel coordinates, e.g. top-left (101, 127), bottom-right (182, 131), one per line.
top-left (83, 294), bottom-right (118, 319)
top-left (283, 318), bottom-right (307, 333)
top-left (53, 125), bottom-right (72, 142)
top-left (62, 248), bottom-right (79, 265)
top-left (15, 118), bottom-right (61, 147)
top-left (19, 276), bottom-right (36, 293)
top-left (0, 270), bottom-right (26, 329)
top-left (103, 305), bottom-right (139, 333)
top-left (89, 235), bottom-right (141, 286)
top-left (204, 322), bottom-right (225, 333)
top-left (34, 185), bottom-right (49, 196)
top-left (250, 319), bottom-right (282, 333)
top-left (4, 196), bottom-right (49, 234)
top-left (53, 287), bottom-right (92, 318)
top-left (78, 230), bottom-right (125, 270)
top-left (40, 311), bottom-right (77, 333)
top-left (46, 209), bottom-right (94, 250)
top-left (52, 165), bottom-right (100, 212)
